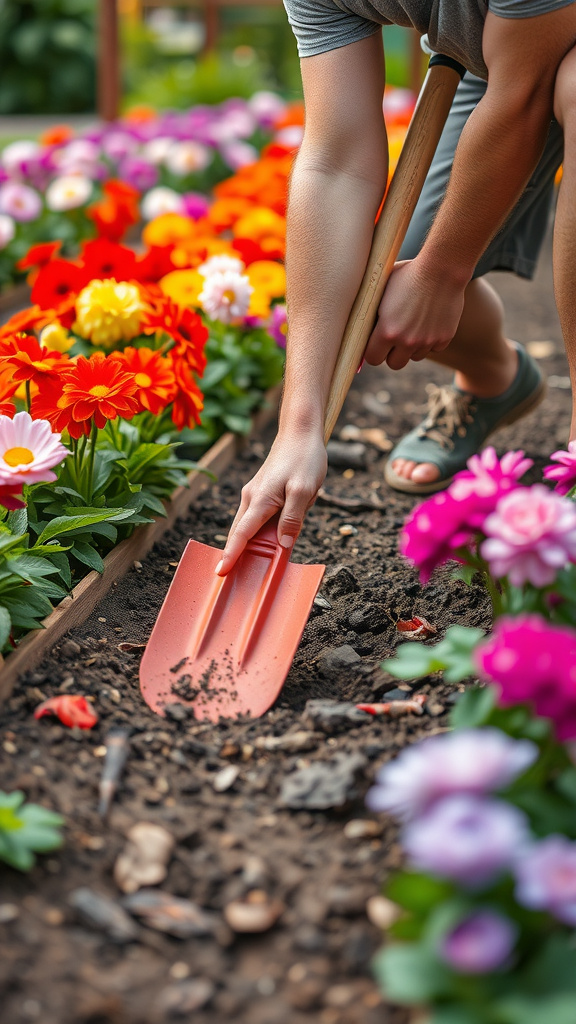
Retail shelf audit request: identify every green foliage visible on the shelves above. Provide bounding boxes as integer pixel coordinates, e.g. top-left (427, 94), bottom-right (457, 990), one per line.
top-left (0, 0), bottom-right (96, 114)
top-left (0, 790), bottom-right (64, 871)
top-left (382, 625), bottom-right (485, 683)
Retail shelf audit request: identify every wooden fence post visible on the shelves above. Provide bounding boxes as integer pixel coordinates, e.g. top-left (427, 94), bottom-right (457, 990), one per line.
top-left (98, 0), bottom-right (121, 121)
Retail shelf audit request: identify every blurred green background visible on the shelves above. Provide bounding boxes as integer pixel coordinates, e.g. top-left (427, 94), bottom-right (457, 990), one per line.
top-left (0, 0), bottom-right (414, 114)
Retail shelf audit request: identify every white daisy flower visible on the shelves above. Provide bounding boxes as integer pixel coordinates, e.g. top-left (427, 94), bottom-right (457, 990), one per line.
top-left (0, 412), bottom-right (68, 486)
top-left (198, 255), bottom-right (245, 277)
top-left (45, 174), bottom-right (93, 212)
top-left (199, 270), bottom-right (253, 324)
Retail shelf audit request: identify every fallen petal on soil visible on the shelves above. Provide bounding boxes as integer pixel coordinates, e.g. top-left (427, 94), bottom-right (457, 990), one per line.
top-left (357, 694), bottom-right (426, 717)
top-left (114, 822), bottom-right (175, 894)
top-left (34, 695), bottom-right (98, 729)
top-left (396, 616), bottom-right (437, 638)
top-left (224, 891), bottom-right (285, 933)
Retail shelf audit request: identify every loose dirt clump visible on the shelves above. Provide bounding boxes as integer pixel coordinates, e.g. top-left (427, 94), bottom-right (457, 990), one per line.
top-left (0, 257), bottom-right (571, 1023)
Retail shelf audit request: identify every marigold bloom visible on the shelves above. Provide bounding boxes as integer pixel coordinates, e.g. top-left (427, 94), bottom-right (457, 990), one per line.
top-left (59, 352), bottom-right (139, 435)
top-left (116, 347), bottom-right (176, 415)
top-left (39, 323), bottom-right (74, 353)
top-left (142, 213), bottom-right (195, 249)
top-left (160, 269), bottom-right (204, 309)
top-left (80, 238), bottom-right (138, 283)
top-left (233, 207), bottom-right (286, 243)
top-left (0, 411), bottom-right (68, 486)
top-left (0, 335), bottom-right (68, 385)
top-left (208, 197), bottom-right (254, 233)
top-left (143, 298), bottom-right (207, 374)
top-left (74, 279), bottom-right (144, 349)
top-left (31, 259), bottom-right (88, 311)
top-left (171, 357), bottom-right (204, 430)
top-left (246, 260), bottom-right (286, 297)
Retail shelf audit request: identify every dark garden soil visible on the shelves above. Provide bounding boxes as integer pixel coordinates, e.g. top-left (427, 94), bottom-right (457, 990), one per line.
top-left (0, 242), bottom-right (572, 1024)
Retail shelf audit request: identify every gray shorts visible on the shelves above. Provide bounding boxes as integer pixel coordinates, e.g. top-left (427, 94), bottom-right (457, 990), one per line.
top-left (399, 73), bottom-right (564, 279)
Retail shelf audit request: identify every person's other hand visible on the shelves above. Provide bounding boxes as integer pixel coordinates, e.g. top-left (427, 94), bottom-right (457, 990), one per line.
top-left (365, 260), bottom-right (466, 370)
top-left (216, 429), bottom-right (328, 575)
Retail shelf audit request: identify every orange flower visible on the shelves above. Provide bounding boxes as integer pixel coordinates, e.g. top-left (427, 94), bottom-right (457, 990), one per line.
top-left (0, 370), bottom-right (19, 417)
top-left (87, 180), bottom-right (140, 243)
top-left (170, 356), bottom-right (204, 431)
top-left (49, 353), bottom-right (140, 437)
top-left (143, 297), bottom-right (208, 374)
top-left (246, 260), bottom-right (286, 298)
top-left (234, 208), bottom-right (286, 244)
top-left (274, 101), bottom-right (305, 129)
top-left (0, 335), bottom-right (69, 386)
top-left (160, 269), bottom-right (204, 308)
top-left (142, 213), bottom-right (195, 249)
top-left (39, 125), bottom-right (74, 146)
top-left (30, 375), bottom-right (73, 435)
top-left (115, 347), bottom-right (176, 415)
top-left (124, 105), bottom-right (156, 124)
top-left (0, 304), bottom-right (60, 341)
top-left (207, 197), bottom-right (254, 233)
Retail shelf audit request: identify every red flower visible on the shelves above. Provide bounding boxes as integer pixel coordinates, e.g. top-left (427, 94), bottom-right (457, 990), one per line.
top-left (0, 485), bottom-right (25, 511)
top-left (171, 355), bottom-right (204, 430)
top-left (80, 238), bottom-right (138, 281)
top-left (17, 241), bottom-right (62, 284)
top-left (115, 346), bottom-right (176, 415)
top-left (34, 695), bottom-right (98, 729)
top-left (87, 179), bottom-right (140, 242)
top-left (0, 335), bottom-right (68, 386)
top-left (143, 297), bottom-right (208, 374)
top-left (59, 352), bottom-right (140, 434)
top-left (135, 245), bottom-right (177, 283)
top-left (31, 259), bottom-right (87, 311)
top-left (232, 237), bottom-right (275, 266)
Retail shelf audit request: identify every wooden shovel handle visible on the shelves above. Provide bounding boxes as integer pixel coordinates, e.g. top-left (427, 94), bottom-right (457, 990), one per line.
top-left (323, 62), bottom-right (463, 444)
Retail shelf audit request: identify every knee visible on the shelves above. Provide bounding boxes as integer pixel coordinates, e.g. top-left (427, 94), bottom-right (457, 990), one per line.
top-left (554, 47), bottom-right (576, 128)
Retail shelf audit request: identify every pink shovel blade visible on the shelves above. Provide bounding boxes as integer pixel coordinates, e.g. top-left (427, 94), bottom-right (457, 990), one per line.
top-left (140, 520), bottom-right (325, 721)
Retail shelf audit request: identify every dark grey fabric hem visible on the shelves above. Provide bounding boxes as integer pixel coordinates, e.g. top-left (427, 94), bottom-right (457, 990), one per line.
top-left (473, 252), bottom-right (537, 282)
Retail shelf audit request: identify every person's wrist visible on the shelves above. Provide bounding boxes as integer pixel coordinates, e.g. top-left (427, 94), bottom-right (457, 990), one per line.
top-left (278, 401), bottom-right (325, 437)
top-left (414, 247), bottom-right (473, 291)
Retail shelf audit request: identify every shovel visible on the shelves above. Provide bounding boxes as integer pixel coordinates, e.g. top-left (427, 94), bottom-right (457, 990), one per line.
top-left (140, 56), bottom-right (465, 721)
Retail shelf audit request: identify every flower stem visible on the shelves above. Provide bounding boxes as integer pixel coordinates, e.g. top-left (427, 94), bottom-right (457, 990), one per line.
top-left (86, 420), bottom-right (98, 504)
top-left (482, 569), bottom-right (504, 619)
top-left (25, 380), bottom-right (31, 412)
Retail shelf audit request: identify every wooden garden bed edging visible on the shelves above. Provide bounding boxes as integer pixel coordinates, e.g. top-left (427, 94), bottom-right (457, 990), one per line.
top-left (0, 385), bottom-right (281, 706)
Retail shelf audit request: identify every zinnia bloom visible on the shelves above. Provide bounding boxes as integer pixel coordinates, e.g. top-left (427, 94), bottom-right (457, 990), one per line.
top-left (56, 353), bottom-right (139, 437)
top-left (480, 484), bottom-right (576, 587)
top-left (74, 279), bottom-right (144, 349)
top-left (31, 259), bottom-right (88, 311)
top-left (143, 297), bottom-right (208, 374)
top-left (366, 728), bottom-right (537, 822)
top-left (475, 614), bottom-right (576, 741)
top-left (199, 269), bottom-right (253, 324)
top-left (170, 356), bottom-right (204, 430)
top-left (86, 179), bottom-right (140, 243)
top-left (0, 369), bottom-right (18, 417)
top-left (400, 490), bottom-right (477, 582)
top-left (116, 347), bottom-right (176, 415)
top-left (0, 182), bottom-right (42, 223)
top-left (80, 238), bottom-right (138, 282)
top-left (440, 911), bottom-right (518, 974)
top-left (543, 440), bottom-right (576, 495)
top-left (514, 835), bottom-right (576, 925)
top-left (0, 335), bottom-right (68, 386)
top-left (0, 411), bottom-right (68, 485)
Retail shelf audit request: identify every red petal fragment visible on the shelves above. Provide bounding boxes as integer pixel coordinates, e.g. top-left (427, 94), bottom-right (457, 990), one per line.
top-left (34, 695), bottom-right (99, 729)
top-left (396, 616), bottom-right (437, 638)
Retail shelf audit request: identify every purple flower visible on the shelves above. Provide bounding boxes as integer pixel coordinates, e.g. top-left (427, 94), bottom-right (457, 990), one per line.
top-left (514, 835), bottom-right (576, 924)
top-left (475, 614), bottom-right (576, 741)
top-left (117, 156), bottom-right (158, 192)
top-left (268, 304), bottom-right (288, 348)
top-left (366, 728), bottom-right (537, 822)
top-left (403, 794), bottom-right (530, 887)
top-left (102, 130), bottom-right (137, 161)
top-left (440, 910), bottom-right (518, 974)
top-left (480, 484), bottom-right (576, 587)
top-left (182, 192), bottom-right (210, 220)
top-left (0, 182), bottom-right (42, 222)
top-left (544, 441), bottom-right (576, 495)
top-left (221, 141), bottom-right (258, 171)
top-left (248, 90), bottom-right (287, 129)
top-left (401, 448), bottom-right (530, 581)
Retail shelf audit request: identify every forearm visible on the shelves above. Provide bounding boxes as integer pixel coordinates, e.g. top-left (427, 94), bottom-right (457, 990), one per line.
top-left (280, 152), bottom-right (386, 435)
top-left (416, 88), bottom-right (552, 288)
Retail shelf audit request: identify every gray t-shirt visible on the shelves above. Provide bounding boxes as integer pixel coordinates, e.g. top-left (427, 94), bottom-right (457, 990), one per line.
top-left (283, 0), bottom-right (575, 79)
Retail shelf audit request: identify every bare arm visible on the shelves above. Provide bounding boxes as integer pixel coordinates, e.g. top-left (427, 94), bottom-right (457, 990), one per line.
top-left (219, 33), bottom-right (387, 572)
top-left (367, 6), bottom-right (576, 370)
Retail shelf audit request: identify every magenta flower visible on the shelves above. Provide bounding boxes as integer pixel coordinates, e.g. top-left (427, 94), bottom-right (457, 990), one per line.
top-left (365, 728), bottom-right (537, 822)
top-left (440, 910), bottom-right (518, 974)
top-left (403, 794), bottom-right (529, 888)
top-left (480, 485), bottom-right (576, 587)
top-left (544, 440), bottom-right (576, 495)
top-left (475, 614), bottom-right (576, 741)
top-left (0, 182), bottom-right (42, 222)
top-left (450, 447), bottom-right (532, 503)
top-left (514, 835), bottom-right (576, 925)
top-left (117, 156), bottom-right (158, 192)
top-left (182, 192), bottom-right (210, 220)
top-left (268, 304), bottom-right (288, 348)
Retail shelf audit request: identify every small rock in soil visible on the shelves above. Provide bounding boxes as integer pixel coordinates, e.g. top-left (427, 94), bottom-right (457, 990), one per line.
top-left (0, 903), bottom-right (19, 923)
top-left (155, 979), bottom-right (215, 1016)
top-left (280, 753), bottom-right (366, 810)
top-left (164, 703), bottom-right (189, 722)
top-left (224, 891), bottom-right (285, 933)
top-left (362, 392), bottom-right (393, 418)
top-left (366, 895), bottom-right (402, 930)
top-left (426, 700), bottom-right (446, 717)
top-left (122, 889), bottom-right (218, 938)
top-left (60, 640), bottom-right (81, 657)
top-left (69, 887), bottom-right (139, 943)
top-left (114, 822), bottom-right (175, 894)
top-left (213, 764), bottom-right (240, 792)
top-left (326, 440), bottom-right (367, 469)
top-left (317, 645), bottom-right (362, 675)
top-left (254, 731), bottom-right (320, 753)
top-left (327, 885), bottom-right (371, 916)
top-left (343, 819), bottom-right (383, 840)
top-left (302, 699), bottom-right (371, 734)
top-left (322, 564), bottom-right (359, 597)
top-left (348, 604), bottom-right (388, 634)
top-left (313, 594), bottom-right (332, 612)
top-left (381, 687), bottom-right (413, 701)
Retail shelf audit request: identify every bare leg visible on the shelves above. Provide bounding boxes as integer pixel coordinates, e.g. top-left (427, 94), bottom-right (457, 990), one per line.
top-left (553, 47), bottom-right (576, 440)
top-left (392, 276), bottom-right (519, 484)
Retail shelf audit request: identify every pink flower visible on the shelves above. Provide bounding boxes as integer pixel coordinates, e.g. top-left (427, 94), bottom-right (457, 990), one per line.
top-left (514, 836), bottom-right (576, 925)
top-left (543, 440), bottom-right (576, 495)
top-left (475, 614), bottom-right (576, 741)
top-left (440, 910), bottom-right (518, 974)
top-left (480, 485), bottom-right (576, 587)
top-left (0, 182), bottom-right (42, 223)
top-left (268, 304), bottom-right (287, 348)
top-left (401, 448), bottom-right (531, 582)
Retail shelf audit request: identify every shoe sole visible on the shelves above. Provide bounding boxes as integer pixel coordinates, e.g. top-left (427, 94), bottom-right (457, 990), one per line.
top-left (384, 377), bottom-right (548, 496)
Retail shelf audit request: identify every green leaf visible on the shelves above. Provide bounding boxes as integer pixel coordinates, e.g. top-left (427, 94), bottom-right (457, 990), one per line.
top-left (7, 507), bottom-right (27, 535)
top-left (372, 943), bottom-right (452, 1004)
top-left (71, 541), bottom-right (104, 574)
top-left (497, 996), bottom-right (576, 1024)
top-left (386, 872), bottom-right (454, 914)
top-left (430, 1008), bottom-right (487, 1024)
top-left (223, 413), bottom-right (252, 434)
top-left (383, 626), bottom-right (485, 684)
top-left (0, 606), bottom-right (11, 649)
top-left (451, 565), bottom-right (478, 586)
top-left (450, 685), bottom-right (496, 730)
top-left (36, 508), bottom-right (134, 544)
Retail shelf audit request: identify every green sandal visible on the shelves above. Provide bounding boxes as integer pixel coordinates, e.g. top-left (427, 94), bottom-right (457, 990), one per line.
top-left (384, 344), bottom-right (547, 495)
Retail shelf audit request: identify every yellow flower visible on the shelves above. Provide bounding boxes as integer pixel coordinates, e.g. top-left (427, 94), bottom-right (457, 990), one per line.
top-left (74, 279), bottom-right (143, 349)
top-left (39, 322), bottom-right (74, 353)
top-left (234, 207), bottom-right (286, 242)
top-left (142, 213), bottom-right (195, 249)
top-left (246, 260), bottom-right (286, 298)
top-left (248, 288), bottom-right (272, 319)
top-left (160, 269), bottom-right (204, 308)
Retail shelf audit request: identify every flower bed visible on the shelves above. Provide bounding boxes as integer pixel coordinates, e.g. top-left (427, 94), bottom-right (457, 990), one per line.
top-left (369, 447), bottom-right (576, 1023)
